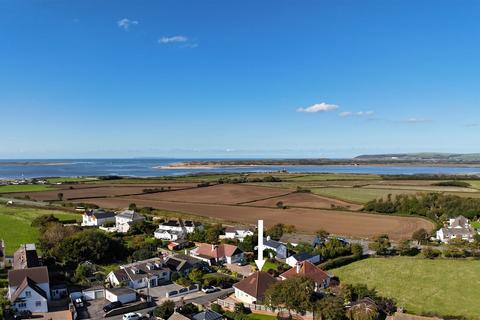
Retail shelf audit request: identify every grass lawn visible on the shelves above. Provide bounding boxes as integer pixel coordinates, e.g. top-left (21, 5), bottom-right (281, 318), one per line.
top-left (332, 256), bottom-right (480, 319)
top-left (470, 221), bottom-right (480, 229)
top-left (0, 205), bottom-right (80, 254)
top-left (0, 184), bottom-right (55, 193)
top-left (247, 314), bottom-right (277, 320)
top-left (283, 173), bottom-right (380, 181)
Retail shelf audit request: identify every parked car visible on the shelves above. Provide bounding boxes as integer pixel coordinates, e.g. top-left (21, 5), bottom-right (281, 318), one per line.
top-left (74, 297), bottom-right (84, 308)
top-left (201, 285), bottom-right (217, 293)
top-left (123, 312), bottom-right (142, 320)
top-left (13, 310), bottom-right (32, 319)
top-left (103, 301), bottom-right (123, 312)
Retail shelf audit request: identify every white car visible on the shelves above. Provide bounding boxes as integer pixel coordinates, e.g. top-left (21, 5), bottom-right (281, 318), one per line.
top-left (201, 286), bottom-right (217, 293)
top-left (123, 312), bottom-right (142, 320)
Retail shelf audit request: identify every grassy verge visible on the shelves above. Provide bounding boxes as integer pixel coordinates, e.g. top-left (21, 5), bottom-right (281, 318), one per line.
top-left (0, 205), bottom-right (80, 254)
top-left (332, 256), bottom-right (480, 319)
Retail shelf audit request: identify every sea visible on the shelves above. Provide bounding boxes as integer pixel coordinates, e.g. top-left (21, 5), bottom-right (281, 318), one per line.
top-left (1, 159), bottom-right (480, 180)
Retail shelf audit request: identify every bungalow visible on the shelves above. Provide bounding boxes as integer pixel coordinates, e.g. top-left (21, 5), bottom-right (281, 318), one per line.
top-left (154, 219), bottom-right (203, 241)
top-left (115, 210), bottom-right (145, 233)
top-left (233, 271), bottom-right (278, 304)
top-left (220, 226), bottom-right (254, 242)
top-left (107, 258), bottom-right (170, 289)
top-left (280, 233), bottom-right (322, 248)
top-left (13, 244), bottom-right (40, 270)
top-left (165, 254), bottom-right (205, 276)
top-left (8, 266), bottom-right (50, 313)
top-left (436, 216), bottom-right (477, 243)
top-left (81, 209), bottom-right (116, 227)
top-left (192, 309), bottom-right (223, 320)
top-left (280, 261), bottom-right (331, 291)
top-left (285, 252), bottom-right (321, 267)
top-left (263, 237), bottom-right (288, 259)
top-left (190, 243), bottom-right (244, 265)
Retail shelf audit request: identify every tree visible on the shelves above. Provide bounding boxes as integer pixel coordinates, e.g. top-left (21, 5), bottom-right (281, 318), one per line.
top-left (351, 243), bottom-right (364, 257)
top-left (74, 262), bottom-right (97, 285)
top-left (412, 228), bottom-right (429, 244)
top-left (238, 234), bottom-right (256, 252)
top-left (128, 203), bottom-right (137, 210)
top-left (210, 303), bottom-right (224, 314)
top-left (127, 221), bottom-right (157, 235)
top-left (205, 224), bottom-right (224, 244)
top-left (316, 229), bottom-right (330, 240)
top-left (368, 234), bottom-right (391, 256)
top-left (31, 214), bottom-right (60, 229)
top-left (346, 302), bottom-right (379, 320)
top-left (153, 300), bottom-right (175, 319)
top-left (314, 296), bottom-right (345, 320)
top-left (39, 223), bottom-right (80, 253)
top-left (266, 224), bottom-right (285, 241)
top-left (177, 303), bottom-right (199, 316)
top-left (397, 240), bottom-right (419, 256)
top-left (422, 247), bottom-right (441, 259)
top-left (57, 192), bottom-right (64, 201)
top-left (276, 201), bottom-right (286, 209)
top-left (52, 229), bottom-right (127, 266)
top-left (295, 242), bottom-right (315, 254)
top-left (188, 268), bottom-right (204, 283)
top-left (264, 276), bottom-right (315, 314)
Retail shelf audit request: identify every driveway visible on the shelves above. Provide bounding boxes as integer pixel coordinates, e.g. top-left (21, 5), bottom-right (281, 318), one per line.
top-left (225, 263), bottom-right (254, 277)
top-left (148, 283), bottom-right (184, 301)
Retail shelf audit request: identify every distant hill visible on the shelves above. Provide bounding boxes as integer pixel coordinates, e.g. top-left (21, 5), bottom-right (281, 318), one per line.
top-left (354, 153), bottom-right (480, 162)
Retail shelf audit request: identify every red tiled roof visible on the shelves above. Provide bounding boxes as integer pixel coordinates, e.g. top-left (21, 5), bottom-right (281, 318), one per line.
top-left (195, 243), bottom-right (241, 259)
top-left (280, 261), bottom-right (330, 285)
top-left (233, 271), bottom-right (278, 301)
top-left (8, 266), bottom-right (49, 288)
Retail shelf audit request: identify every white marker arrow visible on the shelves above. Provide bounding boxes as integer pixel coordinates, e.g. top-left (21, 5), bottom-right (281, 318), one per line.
top-left (255, 219), bottom-right (265, 271)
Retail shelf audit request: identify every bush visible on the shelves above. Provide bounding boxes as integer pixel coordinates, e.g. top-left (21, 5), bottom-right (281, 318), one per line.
top-left (319, 254), bottom-right (364, 270)
top-left (422, 247), bottom-right (441, 259)
top-left (210, 303), bottom-right (224, 314)
top-left (432, 181), bottom-right (471, 188)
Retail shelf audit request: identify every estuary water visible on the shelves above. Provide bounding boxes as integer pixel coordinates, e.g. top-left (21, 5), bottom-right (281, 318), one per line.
top-left (0, 158), bottom-right (479, 179)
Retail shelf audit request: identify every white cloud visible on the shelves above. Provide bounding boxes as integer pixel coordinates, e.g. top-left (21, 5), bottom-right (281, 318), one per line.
top-left (296, 102), bottom-right (339, 113)
top-left (339, 111), bottom-right (374, 117)
top-left (158, 35), bottom-right (189, 44)
top-left (402, 118), bottom-right (428, 123)
top-left (117, 18), bottom-right (139, 30)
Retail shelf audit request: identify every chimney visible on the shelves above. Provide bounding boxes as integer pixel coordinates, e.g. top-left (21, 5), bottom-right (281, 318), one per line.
top-left (296, 263), bottom-right (301, 274)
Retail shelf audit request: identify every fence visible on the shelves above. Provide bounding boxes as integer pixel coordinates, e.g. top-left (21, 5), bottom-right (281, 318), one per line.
top-left (166, 284), bottom-right (200, 298)
top-left (216, 298), bottom-right (314, 319)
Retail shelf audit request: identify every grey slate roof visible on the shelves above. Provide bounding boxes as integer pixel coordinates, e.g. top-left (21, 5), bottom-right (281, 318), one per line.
top-left (192, 310), bottom-right (223, 320)
top-left (264, 238), bottom-right (285, 249)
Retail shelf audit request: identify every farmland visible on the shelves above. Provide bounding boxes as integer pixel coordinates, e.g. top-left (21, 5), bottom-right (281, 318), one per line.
top-left (0, 184), bottom-right (54, 193)
top-left (0, 205), bottom-right (80, 254)
top-left (332, 257), bottom-right (480, 319)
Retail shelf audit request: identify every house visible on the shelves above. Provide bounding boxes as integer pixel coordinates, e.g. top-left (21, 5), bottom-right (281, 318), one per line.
top-left (280, 233), bottom-right (322, 248)
top-left (13, 244), bottom-right (40, 270)
top-left (8, 266), bottom-right (50, 313)
top-left (115, 210), bottom-right (145, 233)
top-left (107, 258), bottom-right (170, 289)
top-left (167, 240), bottom-right (193, 251)
top-left (220, 226), bottom-right (254, 242)
top-left (233, 271), bottom-right (278, 304)
top-left (285, 252), bottom-right (321, 267)
top-left (280, 261), bottom-right (331, 291)
top-left (192, 309), bottom-right (223, 320)
top-left (81, 209), bottom-right (116, 227)
top-left (190, 243), bottom-right (244, 265)
top-left (168, 312), bottom-right (191, 320)
top-left (0, 239), bottom-right (5, 268)
top-left (154, 219), bottom-right (203, 240)
top-left (263, 237), bottom-right (288, 259)
top-left (105, 287), bottom-right (137, 304)
top-left (436, 216), bottom-right (477, 243)
top-left (165, 254), bottom-right (205, 275)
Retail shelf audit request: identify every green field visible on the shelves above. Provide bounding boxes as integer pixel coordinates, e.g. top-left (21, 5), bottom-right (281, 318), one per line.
top-left (332, 257), bottom-right (480, 319)
top-left (310, 187), bottom-right (418, 204)
top-left (247, 314), bottom-right (276, 320)
top-left (471, 221), bottom-right (480, 229)
top-left (47, 177), bottom-right (98, 183)
top-left (0, 184), bottom-right (55, 193)
top-left (0, 205), bottom-right (80, 254)
top-left (282, 173), bottom-right (380, 181)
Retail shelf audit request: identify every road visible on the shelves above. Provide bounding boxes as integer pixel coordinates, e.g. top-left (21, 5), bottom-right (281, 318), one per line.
top-left (0, 197), bottom-right (62, 207)
top-left (99, 288), bottom-right (233, 320)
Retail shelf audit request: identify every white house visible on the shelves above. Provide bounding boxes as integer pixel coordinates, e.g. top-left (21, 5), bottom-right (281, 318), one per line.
top-left (436, 216), bottom-right (477, 243)
top-left (115, 210), bottom-right (145, 233)
top-left (233, 271), bottom-right (278, 304)
top-left (81, 209), bottom-right (116, 227)
top-left (220, 226), bottom-right (254, 242)
top-left (263, 237), bottom-right (288, 259)
top-left (154, 220), bottom-right (202, 241)
top-left (285, 252), bottom-right (321, 267)
top-left (190, 243), bottom-right (244, 265)
top-left (8, 266), bottom-right (50, 313)
top-left (107, 258), bottom-right (170, 289)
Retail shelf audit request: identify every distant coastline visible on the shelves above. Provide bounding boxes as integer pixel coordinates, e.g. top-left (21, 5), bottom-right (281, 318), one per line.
top-left (0, 161), bottom-right (70, 166)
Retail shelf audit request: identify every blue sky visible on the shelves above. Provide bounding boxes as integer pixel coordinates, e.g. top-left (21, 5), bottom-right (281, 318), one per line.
top-left (0, 0), bottom-right (479, 159)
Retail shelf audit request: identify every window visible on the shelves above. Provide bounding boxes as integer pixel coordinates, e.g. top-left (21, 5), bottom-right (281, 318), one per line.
top-left (25, 291), bottom-right (31, 298)
top-left (17, 302), bottom-right (26, 308)
top-left (36, 301), bottom-right (42, 307)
